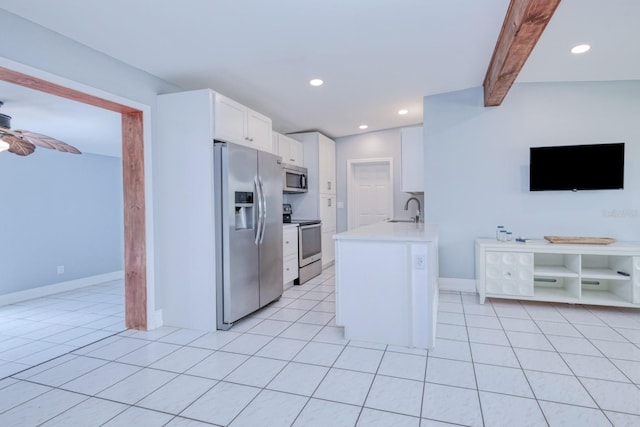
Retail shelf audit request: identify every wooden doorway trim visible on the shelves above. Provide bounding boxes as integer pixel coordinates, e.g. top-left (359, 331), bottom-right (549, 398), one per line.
top-left (0, 66), bottom-right (148, 330)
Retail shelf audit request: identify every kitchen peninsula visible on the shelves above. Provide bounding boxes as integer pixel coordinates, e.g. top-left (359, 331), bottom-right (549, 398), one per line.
top-left (334, 222), bottom-right (439, 349)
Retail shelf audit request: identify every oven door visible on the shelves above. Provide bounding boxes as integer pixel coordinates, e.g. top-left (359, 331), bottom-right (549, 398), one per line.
top-left (298, 223), bottom-right (322, 267)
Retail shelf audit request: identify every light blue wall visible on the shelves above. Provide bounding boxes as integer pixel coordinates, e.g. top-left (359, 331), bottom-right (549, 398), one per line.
top-left (335, 128), bottom-right (424, 233)
top-left (0, 10), bottom-right (182, 301)
top-left (0, 150), bottom-right (123, 293)
top-left (423, 81), bottom-right (640, 280)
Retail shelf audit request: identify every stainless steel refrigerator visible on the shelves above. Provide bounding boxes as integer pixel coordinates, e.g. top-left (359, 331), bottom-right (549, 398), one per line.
top-left (214, 141), bottom-right (283, 330)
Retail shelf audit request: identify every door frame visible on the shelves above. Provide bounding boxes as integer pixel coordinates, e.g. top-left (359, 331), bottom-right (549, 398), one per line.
top-left (347, 157), bottom-right (394, 230)
top-left (0, 58), bottom-right (153, 330)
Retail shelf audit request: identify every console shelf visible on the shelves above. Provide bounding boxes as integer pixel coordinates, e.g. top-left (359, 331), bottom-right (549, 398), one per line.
top-left (476, 239), bottom-right (640, 308)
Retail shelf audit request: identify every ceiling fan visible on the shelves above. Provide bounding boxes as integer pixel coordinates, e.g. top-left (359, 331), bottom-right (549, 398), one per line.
top-left (0, 101), bottom-right (82, 156)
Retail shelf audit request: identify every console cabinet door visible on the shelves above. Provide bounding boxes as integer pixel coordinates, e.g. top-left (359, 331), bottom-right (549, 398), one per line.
top-left (485, 251), bottom-right (534, 296)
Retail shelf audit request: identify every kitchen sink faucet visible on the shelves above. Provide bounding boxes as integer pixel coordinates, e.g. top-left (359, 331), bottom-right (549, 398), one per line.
top-left (404, 197), bottom-right (421, 223)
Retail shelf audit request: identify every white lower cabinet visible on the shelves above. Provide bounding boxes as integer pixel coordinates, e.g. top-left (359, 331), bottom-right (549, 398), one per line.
top-left (283, 225), bottom-right (299, 288)
top-left (476, 239), bottom-right (640, 308)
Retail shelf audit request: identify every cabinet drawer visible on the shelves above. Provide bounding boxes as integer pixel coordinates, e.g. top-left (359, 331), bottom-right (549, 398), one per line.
top-left (283, 228), bottom-right (298, 258)
top-left (284, 255), bottom-right (298, 284)
top-left (485, 251), bottom-right (534, 297)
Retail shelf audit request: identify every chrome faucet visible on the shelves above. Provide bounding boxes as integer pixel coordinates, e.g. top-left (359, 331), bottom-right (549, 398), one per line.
top-left (404, 197), bottom-right (421, 223)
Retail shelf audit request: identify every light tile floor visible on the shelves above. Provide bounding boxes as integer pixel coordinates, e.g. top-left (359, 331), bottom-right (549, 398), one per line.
top-left (1, 268), bottom-right (640, 426)
top-left (0, 280), bottom-right (125, 379)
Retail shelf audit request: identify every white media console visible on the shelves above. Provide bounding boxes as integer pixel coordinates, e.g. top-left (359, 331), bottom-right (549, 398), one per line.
top-left (475, 239), bottom-right (640, 308)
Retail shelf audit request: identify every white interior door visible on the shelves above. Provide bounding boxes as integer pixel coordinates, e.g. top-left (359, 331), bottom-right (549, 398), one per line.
top-left (348, 159), bottom-right (393, 230)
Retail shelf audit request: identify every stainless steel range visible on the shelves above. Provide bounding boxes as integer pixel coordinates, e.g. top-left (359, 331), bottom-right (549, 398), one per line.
top-left (283, 204), bottom-right (322, 284)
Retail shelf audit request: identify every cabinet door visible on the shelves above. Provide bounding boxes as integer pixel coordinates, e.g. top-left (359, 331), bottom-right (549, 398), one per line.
top-left (247, 109), bottom-right (273, 153)
top-left (283, 227), bottom-right (298, 258)
top-left (322, 228), bottom-right (335, 266)
top-left (277, 134), bottom-right (294, 164)
top-left (401, 126), bottom-right (424, 193)
top-left (290, 138), bottom-right (304, 167)
top-left (318, 134), bottom-right (336, 194)
top-left (485, 251), bottom-right (534, 296)
top-left (278, 134), bottom-right (304, 166)
top-left (283, 255), bottom-right (298, 284)
top-left (272, 132), bottom-right (280, 156)
top-left (320, 194), bottom-right (336, 229)
top-left (214, 95), bottom-right (247, 145)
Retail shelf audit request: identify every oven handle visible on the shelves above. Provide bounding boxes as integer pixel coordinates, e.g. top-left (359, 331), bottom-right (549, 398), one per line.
top-left (299, 222), bottom-right (321, 230)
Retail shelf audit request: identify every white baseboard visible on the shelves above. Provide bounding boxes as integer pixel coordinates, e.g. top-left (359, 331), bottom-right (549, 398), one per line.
top-left (438, 277), bottom-right (477, 294)
top-left (0, 271), bottom-right (124, 306)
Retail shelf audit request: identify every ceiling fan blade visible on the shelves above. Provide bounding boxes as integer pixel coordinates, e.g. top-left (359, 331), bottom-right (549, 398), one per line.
top-left (16, 130), bottom-right (82, 154)
top-left (1, 134), bottom-right (36, 156)
top-left (0, 125), bottom-right (20, 137)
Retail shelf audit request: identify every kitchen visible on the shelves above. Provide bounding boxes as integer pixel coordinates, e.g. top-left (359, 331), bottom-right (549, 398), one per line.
top-left (156, 89), bottom-right (431, 346)
top-left (2, 2), bottom-right (639, 426)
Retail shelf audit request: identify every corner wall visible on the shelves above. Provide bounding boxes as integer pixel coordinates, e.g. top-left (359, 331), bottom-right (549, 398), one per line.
top-left (423, 81), bottom-right (640, 280)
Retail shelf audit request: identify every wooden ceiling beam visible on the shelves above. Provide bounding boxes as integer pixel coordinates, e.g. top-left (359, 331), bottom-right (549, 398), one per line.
top-left (483, 0), bottom-right (561, 107)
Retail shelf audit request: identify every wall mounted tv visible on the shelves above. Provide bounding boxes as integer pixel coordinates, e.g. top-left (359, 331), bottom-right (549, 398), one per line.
top-left (529, 142), bottom-right (624, 191)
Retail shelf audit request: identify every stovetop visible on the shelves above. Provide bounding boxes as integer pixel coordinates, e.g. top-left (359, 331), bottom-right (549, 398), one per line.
top-left (284, 219), bottom-right (321, 226)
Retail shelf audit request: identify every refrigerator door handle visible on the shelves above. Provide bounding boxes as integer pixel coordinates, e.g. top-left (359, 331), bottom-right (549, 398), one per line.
top-left (258, 176), bottom-right (267, 244)
top-left (254, 176), bottom-right (263, 245)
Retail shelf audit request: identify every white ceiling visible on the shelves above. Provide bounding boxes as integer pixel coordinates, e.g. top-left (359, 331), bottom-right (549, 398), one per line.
top-left (0, 0), bottom-right (638, 157)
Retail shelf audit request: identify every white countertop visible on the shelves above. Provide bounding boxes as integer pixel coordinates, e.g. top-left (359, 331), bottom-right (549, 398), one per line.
top-left (334, 221), bottom-right (438, 242)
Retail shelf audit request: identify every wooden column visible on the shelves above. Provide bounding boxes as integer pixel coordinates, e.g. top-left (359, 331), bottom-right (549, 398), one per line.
top-left (122, 111), bottom-right (147, 330)
top-left (483, 0), bottom-right (561, 107)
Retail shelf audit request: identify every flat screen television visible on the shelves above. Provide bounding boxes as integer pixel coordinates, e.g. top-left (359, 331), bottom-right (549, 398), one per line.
top-left (529, 142), bottom-right (624, 191)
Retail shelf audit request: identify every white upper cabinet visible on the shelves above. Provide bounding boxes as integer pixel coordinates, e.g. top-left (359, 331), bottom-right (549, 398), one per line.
top-left (274, 132), bottom-right (304, 167)
top-left (247, 109), bottom-right (272, 153)
top-left (401, 126), bottom-right (424, 193)
top-left (318, 133), bottom-right (336, 195)
top-left (214, 94), bottom-right (273, 153)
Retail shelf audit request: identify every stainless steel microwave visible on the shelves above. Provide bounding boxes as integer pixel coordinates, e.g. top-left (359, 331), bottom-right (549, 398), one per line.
top-left (282, 163), bottom-right (308, 193)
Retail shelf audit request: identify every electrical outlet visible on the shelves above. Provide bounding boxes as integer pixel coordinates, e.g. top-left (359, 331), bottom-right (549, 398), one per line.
top-left (414, 254), bottom-right (425, 270)
top-left (57, 265), bottom-right (64, 274)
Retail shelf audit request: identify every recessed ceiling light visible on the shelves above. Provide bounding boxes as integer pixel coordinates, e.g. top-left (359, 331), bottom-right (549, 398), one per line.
top-left (398, 109), bottom-right (409, 115)
top-left (571, 44), bottom-right (591, 54)
top-left (359, 125), bottom-right (368, 130)
top-left (309, 78), bottom-right (323, 87)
